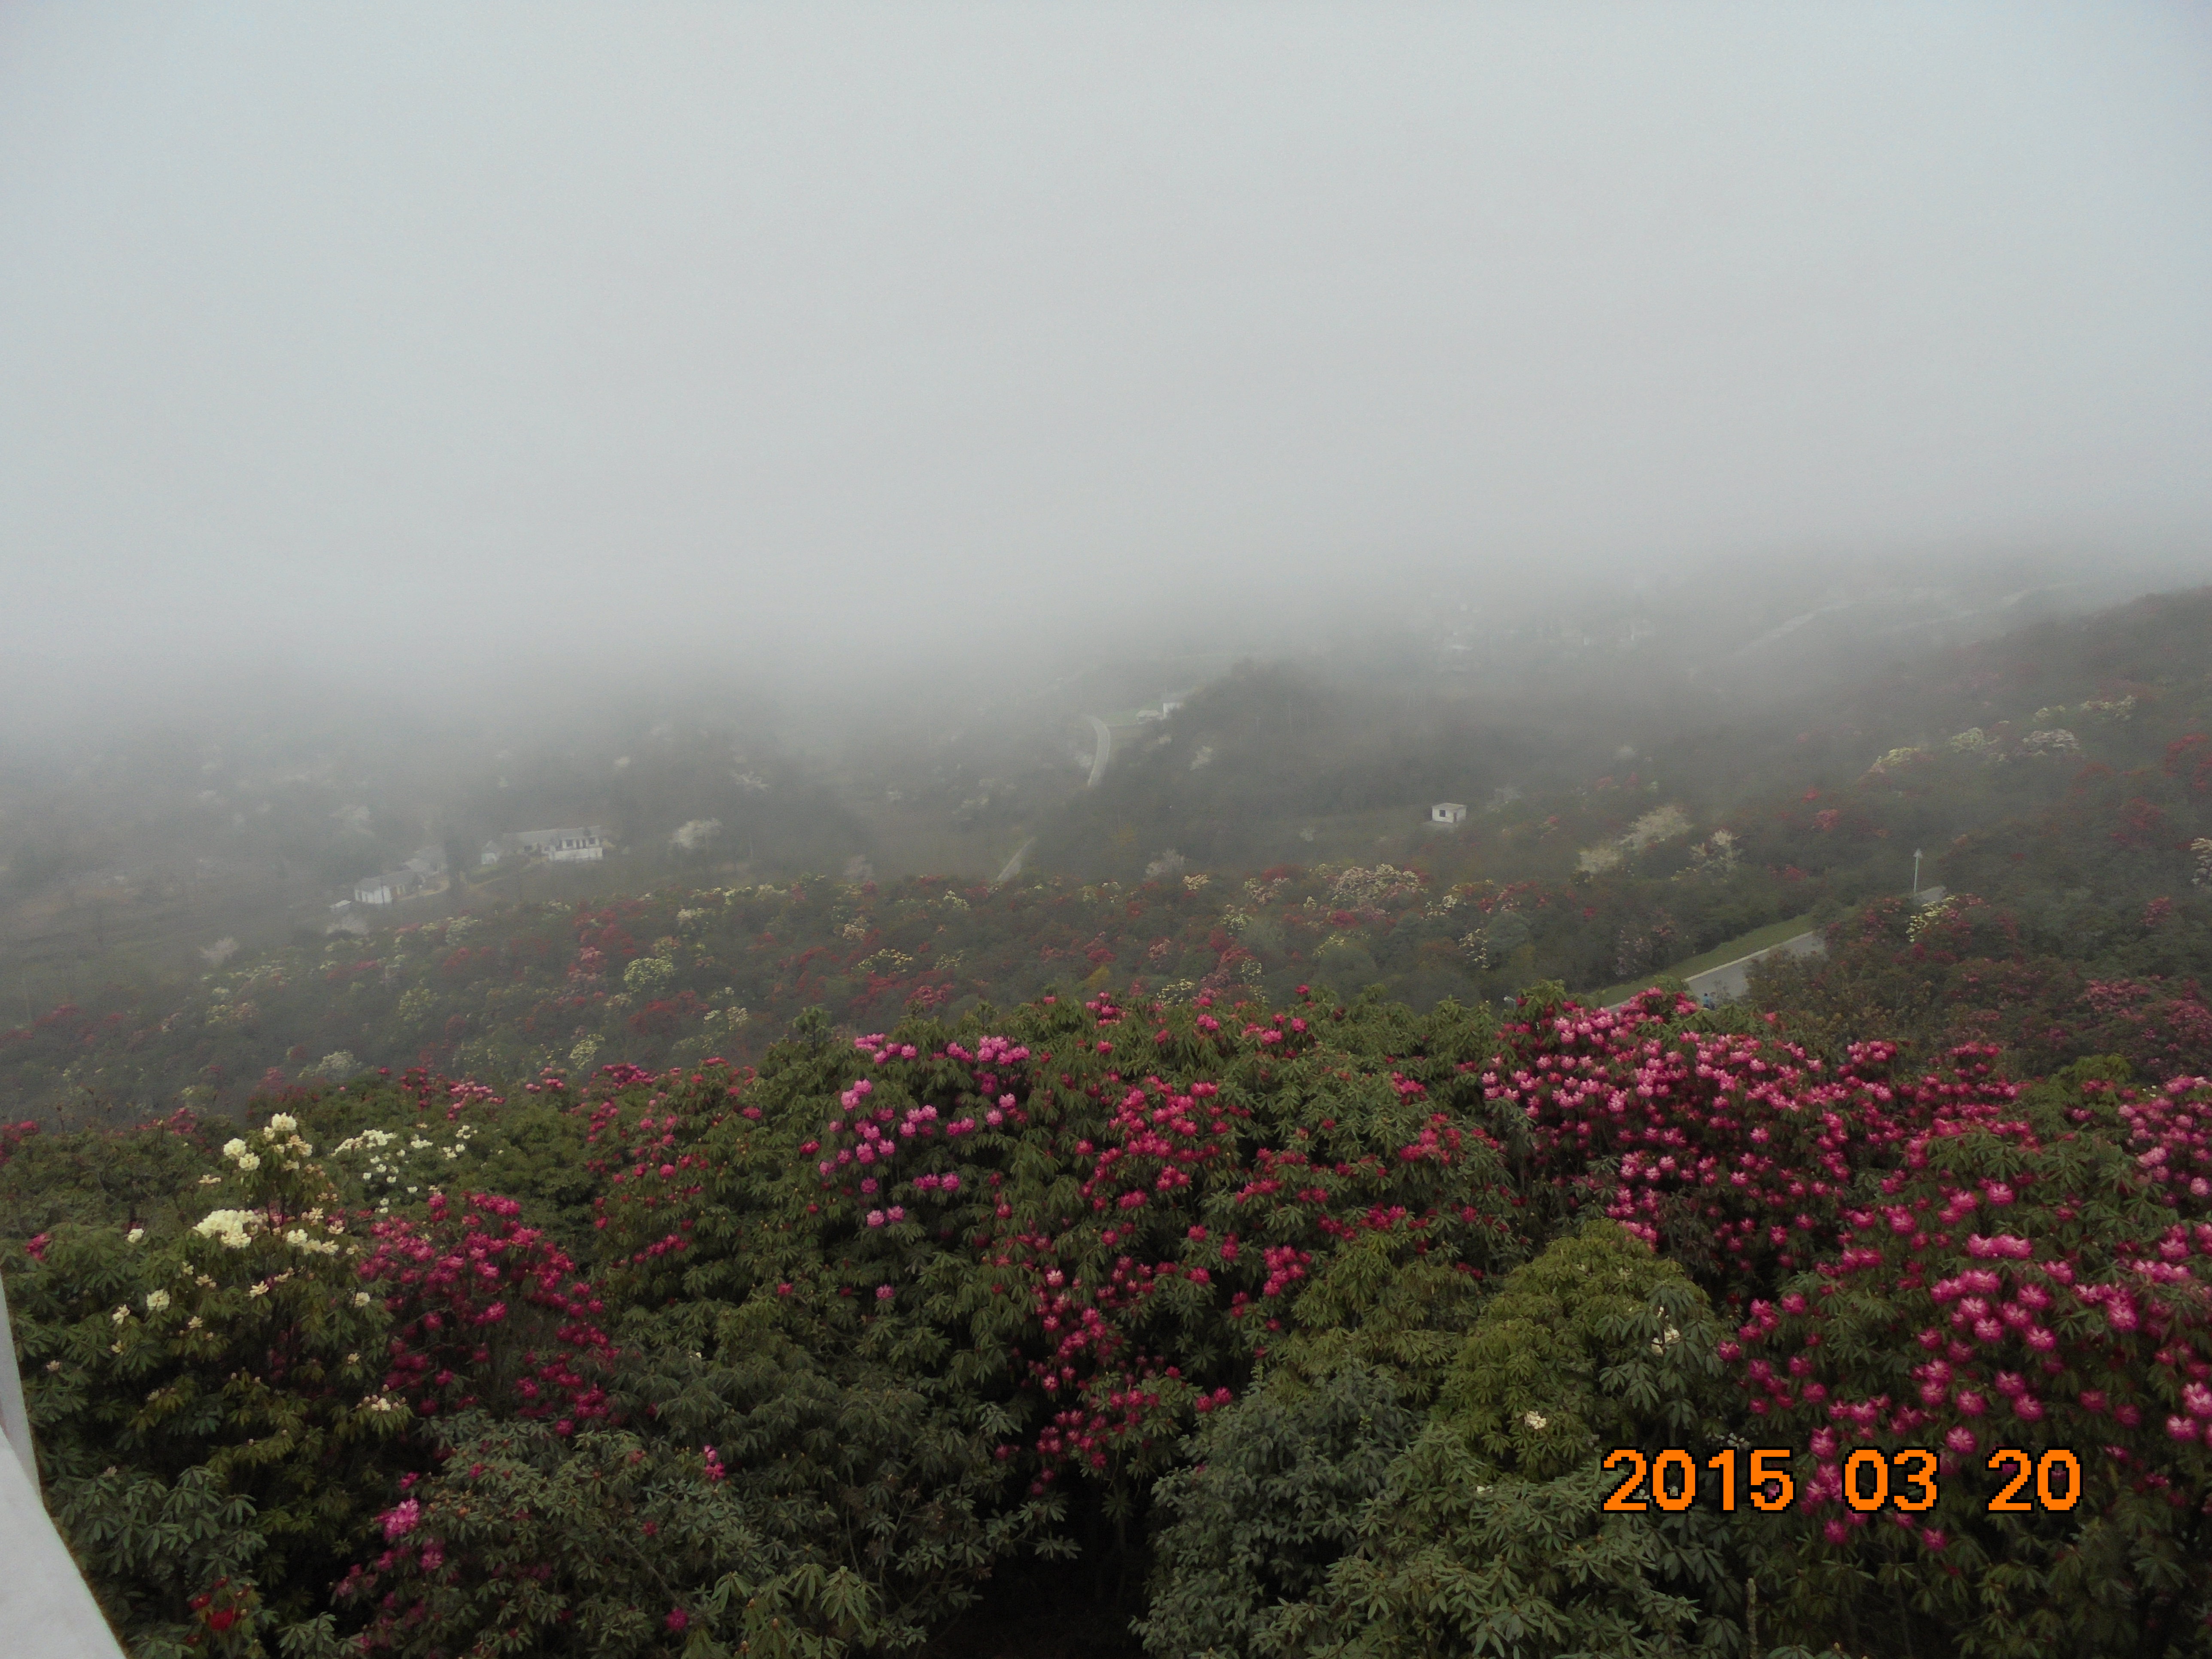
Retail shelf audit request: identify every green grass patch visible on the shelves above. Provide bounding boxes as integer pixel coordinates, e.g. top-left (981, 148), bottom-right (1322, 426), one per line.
top-left (1580, 912), bottom-right (1819, 1008)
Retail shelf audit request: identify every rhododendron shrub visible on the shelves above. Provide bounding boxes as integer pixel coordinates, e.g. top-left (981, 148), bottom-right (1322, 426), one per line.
top-left (586, 990), bottom-right (1530, 1598)
top-left (608, 1322), bottom-right (1071, 1653)
top-left (1751, 893), bottom-right (2212, 1085)
top-left (298, 1067), bottom-right (603, 1256)
top-left (9, 1113), bottom-right (408, 1647)
top-left (1498, 988), bottom-right (2024, 1309)
top-left (323, 1420), bottom-right (814, 1659)
top-left (0, 1108), bottom-right (222, 1242)
top-left (1167, 1222), bottom-right (1749, 1659)
top-left (1731, 1060), bottom-right (2212, 1656)
top-left (1137, 1363), bottom-right (1420, 1658)
top-left (359, 1190), bottom-right (613, 1430)
top-left (20, 962), bottom-right (2212, 1655)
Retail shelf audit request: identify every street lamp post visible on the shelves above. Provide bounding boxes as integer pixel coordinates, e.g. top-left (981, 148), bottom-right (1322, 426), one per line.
top-left (1912, 849), bottom-right (1922, 899)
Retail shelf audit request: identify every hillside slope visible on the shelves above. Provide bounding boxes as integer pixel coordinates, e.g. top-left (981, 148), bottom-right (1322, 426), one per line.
top-left (6, 587), bottom-right (2209, 1121)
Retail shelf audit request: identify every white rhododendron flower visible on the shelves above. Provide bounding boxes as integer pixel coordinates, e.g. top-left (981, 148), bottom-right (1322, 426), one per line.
top-left (194, 1209), bottom-right (262, 1249)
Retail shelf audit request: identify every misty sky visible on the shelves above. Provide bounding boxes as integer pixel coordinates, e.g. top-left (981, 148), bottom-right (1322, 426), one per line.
top-left (3, 4), bottom-right (2209, 712)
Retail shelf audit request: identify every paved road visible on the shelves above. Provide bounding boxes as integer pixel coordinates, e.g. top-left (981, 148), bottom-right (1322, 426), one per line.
top-left (1085, 716), bottom-right (1113, 788)
top-left (995, 837), bottom-right (1036, 884)
top-left (1683, 930), bottom-right (1826, 1004)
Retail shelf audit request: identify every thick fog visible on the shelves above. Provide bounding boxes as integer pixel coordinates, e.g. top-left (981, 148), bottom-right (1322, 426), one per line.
top-left (2, 3), bottom-right (2209, 731)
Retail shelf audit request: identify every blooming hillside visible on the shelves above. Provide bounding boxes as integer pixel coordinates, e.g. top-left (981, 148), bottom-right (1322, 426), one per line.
top-left (4, 979), bottom-right (2208, 1656)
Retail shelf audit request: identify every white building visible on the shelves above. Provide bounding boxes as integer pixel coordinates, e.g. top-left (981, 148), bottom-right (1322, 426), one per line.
top-left (354, 872), bottom-right (410, 905)
top-left (540, 827), bottom-right (606, 862)
top-left (1429, 802), bottom-right (1468, 827)
top-left (483, 826), bottom-right (608, 865)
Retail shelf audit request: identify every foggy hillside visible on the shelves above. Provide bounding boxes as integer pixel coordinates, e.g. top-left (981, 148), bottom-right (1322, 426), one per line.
top-left (1, 552), bottom-right (2194, 1014)
top-left (4, 10), bottom-right (2212, 1659)
top-left (7, 578), bottom-right (2208, 1122)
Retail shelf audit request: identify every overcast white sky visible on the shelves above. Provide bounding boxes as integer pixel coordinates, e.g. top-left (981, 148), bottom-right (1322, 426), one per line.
top-left (2, 3), bottom-right (2208, 715)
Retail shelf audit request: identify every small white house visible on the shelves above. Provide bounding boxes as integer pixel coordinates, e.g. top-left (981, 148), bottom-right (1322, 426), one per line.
top-left (354, 864), bottom-right (436, 905)
top-left (486, 826), bottom-right (609, 865)
top-left (543, 828), bottom-right (605, 862)
top-left (1429, 802), bottom-right (1468, 827)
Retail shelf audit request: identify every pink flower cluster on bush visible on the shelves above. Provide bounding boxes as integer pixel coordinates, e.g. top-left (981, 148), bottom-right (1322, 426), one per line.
top-left (361, 1191), bottom-right (614, 1431)
top-left (1494, 991), bottom-right (2021, 1304)
top-left (1720, 1064), bottom-right (2212, 1563)
top-left (752, 994), bottom-right (1514, 1490)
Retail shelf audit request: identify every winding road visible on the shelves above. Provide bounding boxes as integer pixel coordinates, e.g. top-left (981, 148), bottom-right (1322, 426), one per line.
top-left (1085, 716), bottom-right (1113, 788)
top-left (994, 837), bottom-right (1036, 884)
top-left (1682, 930), bottom-right (1825, 1004)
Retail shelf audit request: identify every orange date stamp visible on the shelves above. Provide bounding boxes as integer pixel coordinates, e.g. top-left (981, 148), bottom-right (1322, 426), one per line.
top-left (1601, 1446), bottom-right (2084, 1515)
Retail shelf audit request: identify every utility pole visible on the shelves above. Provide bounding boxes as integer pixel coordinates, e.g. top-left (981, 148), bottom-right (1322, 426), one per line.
top-left (1912, 848), bottom-right (1923, 899)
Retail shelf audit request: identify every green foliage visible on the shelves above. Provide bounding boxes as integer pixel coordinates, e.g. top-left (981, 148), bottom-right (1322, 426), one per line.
top-left (1149, 1224), bottom-right (1748, 1659)
top-left (318, 1419), bottom-right (808, 1659)
top-left (1276, 1228), bottom-right (1488, 1405)
top-left (0, 1114), bottom-right (220, 1240)
top-left (1432, 1220), bottom-right (1729, 1481)
top-left (624, 954), bottom-right (678, 995)
top-left (1138, 1365), bottom-right (1419, 1659)
top-left (612, 1337), bottom-right (1066, 1653)
top-left (53, 1467), bottom-right (267, 1659)
top-left (292, 1084), bottom-right (601, 1256)
top-left (1310, 1460), bottom-right (1731, 1659)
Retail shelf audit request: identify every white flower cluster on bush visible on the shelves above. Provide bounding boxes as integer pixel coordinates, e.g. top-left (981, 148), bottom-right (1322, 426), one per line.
top-left (623, 955), bottom-right (677, 993)
top-left (219, 1114), bottom-right (316, 1179)
top-left (331, 1122), bottom-right (476, 1213)
top-left (194, 1209), bottom-right (263, 1249)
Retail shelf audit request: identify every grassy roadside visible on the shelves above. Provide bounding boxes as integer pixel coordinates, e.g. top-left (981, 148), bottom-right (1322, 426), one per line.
top-left (1580, 912), bottom-right (1820, 1009)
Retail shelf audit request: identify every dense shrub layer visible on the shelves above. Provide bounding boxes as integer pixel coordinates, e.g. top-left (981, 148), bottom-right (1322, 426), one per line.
top-left (5, 979), bottom-right (2209, 1657)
